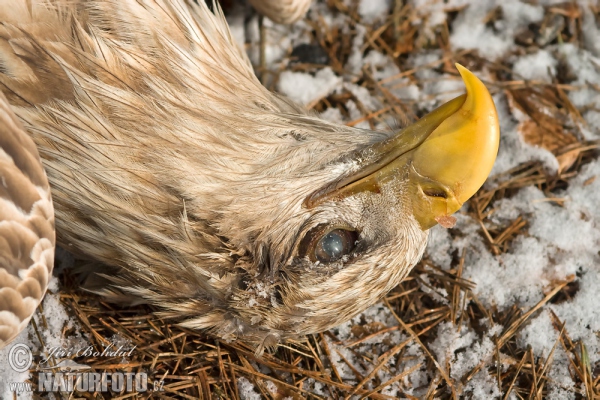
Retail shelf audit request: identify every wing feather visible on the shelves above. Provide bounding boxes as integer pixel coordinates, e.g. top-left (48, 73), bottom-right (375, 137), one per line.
top-left (0, 90), bottom-right (54, 348)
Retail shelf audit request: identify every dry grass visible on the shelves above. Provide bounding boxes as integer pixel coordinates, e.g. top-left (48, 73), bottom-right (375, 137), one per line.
top-left (23, 1), bottom-right (600, 399)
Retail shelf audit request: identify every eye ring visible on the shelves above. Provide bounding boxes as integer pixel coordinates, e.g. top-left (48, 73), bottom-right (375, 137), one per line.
top-left (298, 225), bottom-right (359, 264)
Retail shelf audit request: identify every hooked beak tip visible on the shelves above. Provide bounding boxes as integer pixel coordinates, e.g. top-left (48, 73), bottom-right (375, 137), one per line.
top-left (410, 63), bottom-right (500, 229)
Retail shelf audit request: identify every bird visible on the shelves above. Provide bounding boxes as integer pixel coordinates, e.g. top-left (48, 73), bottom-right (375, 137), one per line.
top-left (0, 0), bottom-right (499, 351)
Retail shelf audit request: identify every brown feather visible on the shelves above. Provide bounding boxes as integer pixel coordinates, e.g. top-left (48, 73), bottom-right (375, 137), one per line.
top-left (0, 89), bottom-right (54, 348)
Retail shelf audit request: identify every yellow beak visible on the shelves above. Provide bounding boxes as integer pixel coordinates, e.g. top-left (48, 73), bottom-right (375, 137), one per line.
top-left (406, 64), bottom-right (500, 228)
top-left (305, 64), bottom-right (500, 230)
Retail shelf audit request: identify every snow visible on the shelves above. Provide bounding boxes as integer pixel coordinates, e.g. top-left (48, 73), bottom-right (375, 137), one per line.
top-left (513, 49), bottom-right (557, 82)
top-left (346, 24), bottom-right (367, 75)
top-left (517, 309), bottom-right (558, 358)
top-left (0, 276), bottom-right (84, 399)
top-left (582, 6), bottom-right (600, 57)
top-left (0, 328), bottom-right (34, 400)
top-left (490, 91), bottom-right (560, 174)
top-left (450, 1), bottom-right (544, 60)
top-left (278, 67), bottom-right (342, 106)
top-left (237, 376), bottom-right (262, 399)
top-left (358, 0), bottom-right (392, 23)
top-left (557, 44), bottom-right (600, 134)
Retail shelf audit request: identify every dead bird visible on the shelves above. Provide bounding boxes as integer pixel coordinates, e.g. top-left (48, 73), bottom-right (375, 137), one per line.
top-left (0, 0), bottom-right (499, 350)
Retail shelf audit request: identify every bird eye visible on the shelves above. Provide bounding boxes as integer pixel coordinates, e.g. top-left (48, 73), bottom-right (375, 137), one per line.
top-left (314, 229), bottom-right (358, 263)
top-left (297, 225), bottom-right (359, 264)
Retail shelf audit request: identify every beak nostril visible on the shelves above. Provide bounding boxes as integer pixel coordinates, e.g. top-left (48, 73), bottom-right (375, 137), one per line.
top-left (423, 189), bottom-right (447, 199)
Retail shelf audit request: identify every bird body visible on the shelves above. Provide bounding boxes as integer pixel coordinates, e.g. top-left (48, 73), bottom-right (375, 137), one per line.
top-left (0, 0), bottom-right (499, 350)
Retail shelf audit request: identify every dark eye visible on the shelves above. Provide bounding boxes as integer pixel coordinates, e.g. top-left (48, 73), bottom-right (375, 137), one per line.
top-left (297, 225), bottom-right (360, 264)
top-left (314, 229), bottom-right (358, 263)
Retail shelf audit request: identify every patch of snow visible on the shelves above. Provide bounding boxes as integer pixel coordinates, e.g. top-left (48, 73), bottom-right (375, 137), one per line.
top-left (319, 107), bottom-right (345, 124)
top-left (490, 92), bottom-right (560, 175)
top-left (450, 1), bottom-right (543, 60)
top-left (358, 0), bottom-right (392, 23)
top-left (277, 68), bottom-right (342, 105)
top-left (426, 225), bottom-right (453, 270)
top-left (517, 309), bottom-right (559, 357)
top-left (0, 328), bottom-right (34, 400)
top-left (237, 376), bottom-right (262, 400)
top-left (0, 276), bottom-right (85, 399)
top-left (513, 49), bottom-right (557, 82)
top-left (344, 82), bottom-right (381, 111)
top-left (346, 24), bottom-right (368, 75)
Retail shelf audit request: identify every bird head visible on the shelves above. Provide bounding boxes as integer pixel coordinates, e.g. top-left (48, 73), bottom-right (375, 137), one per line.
top-left (201, 64), bottom-right (500, 348)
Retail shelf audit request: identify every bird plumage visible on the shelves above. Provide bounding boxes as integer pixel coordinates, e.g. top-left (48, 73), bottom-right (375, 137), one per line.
top-left (248, 0), bottom-right (312, 24)
top-left (0, 0), bottom-right (497, 350)
top-left (0, 90), bottom-right (54, 347)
